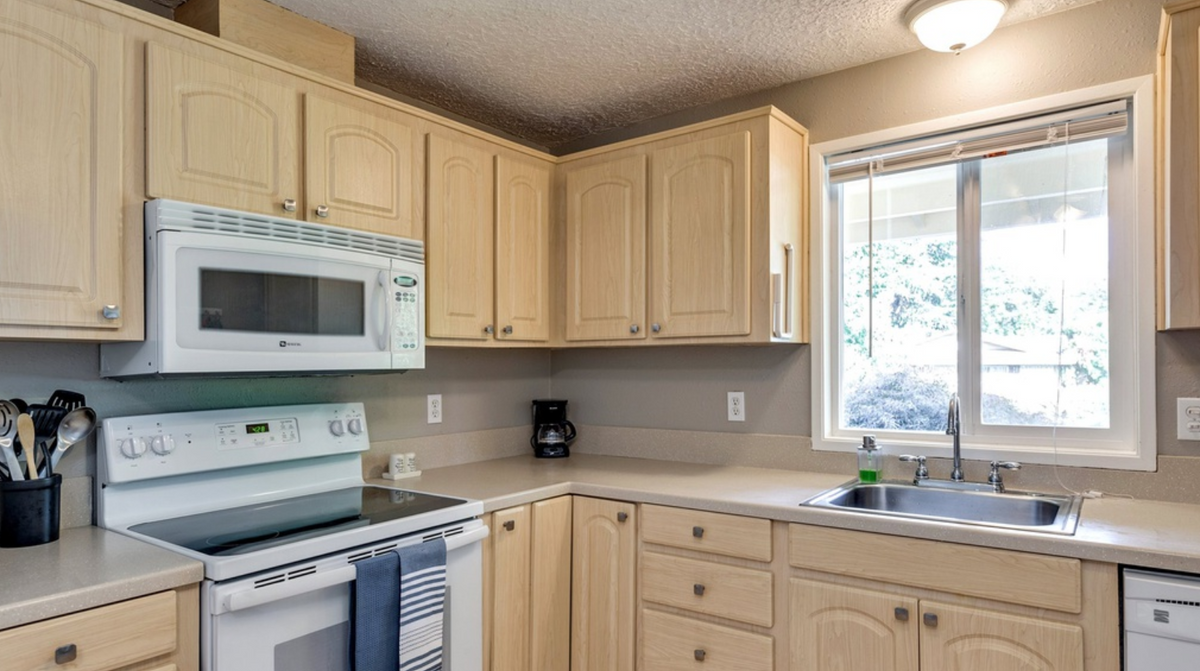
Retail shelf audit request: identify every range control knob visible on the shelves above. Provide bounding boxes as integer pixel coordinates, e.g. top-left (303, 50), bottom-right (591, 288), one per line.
top-left (328, 420), bottom-right (345, 437)
top-left (150, 435), bottom-right (176, 456)
top-left (119, 437), bottom-right (147, 459)
top-left (347, 418), bottom-right (363, 436)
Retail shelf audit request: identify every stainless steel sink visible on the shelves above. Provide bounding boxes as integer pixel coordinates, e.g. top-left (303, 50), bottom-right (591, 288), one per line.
top-left (802, 481), bottom-right (1082, 535)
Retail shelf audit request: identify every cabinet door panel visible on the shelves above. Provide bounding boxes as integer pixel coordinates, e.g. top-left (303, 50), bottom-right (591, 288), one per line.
top-left (0, 0), bottom-right (124, 329)
top-left (530, 497), bottom-right (573, 671)
top-left (650, 132), bottom-right (750, 338)
top-left (496, 156), bottom-right (551, 341)
top-left (305, 93), bottom-right (421, 239)
top-left (564, 156), bottom-right (647, 341)
top-left (920, 602), bottom-right (1083, 671)
top-left (572, 497), bottom-right (637, 671)
top-left (146, 42), bottom-right (300, 217)
top-left (790, 578), bottom-right (918, 671)
top-left (491, 506), bottom-right (531, 671)
top-left (426, 132), bottom-right (494, 339)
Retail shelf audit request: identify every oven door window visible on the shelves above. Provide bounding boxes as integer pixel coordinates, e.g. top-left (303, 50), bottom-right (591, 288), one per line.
top-left (212, 581), bottom-right (353, 671)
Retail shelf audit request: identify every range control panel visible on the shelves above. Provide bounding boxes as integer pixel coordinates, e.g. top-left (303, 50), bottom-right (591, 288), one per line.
top-left (100, 403), bottom-right (368, 484)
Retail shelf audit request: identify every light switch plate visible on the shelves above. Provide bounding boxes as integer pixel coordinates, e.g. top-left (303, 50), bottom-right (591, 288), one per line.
top-left (1177, 398), bottom-right (1200, 440)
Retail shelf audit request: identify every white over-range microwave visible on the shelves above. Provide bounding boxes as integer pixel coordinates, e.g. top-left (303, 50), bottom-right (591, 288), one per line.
top-left (101, 200), bottom-right (425, 378)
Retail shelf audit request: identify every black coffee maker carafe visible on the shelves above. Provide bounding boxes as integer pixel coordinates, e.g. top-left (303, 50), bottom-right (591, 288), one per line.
top-left (531, 399), bottom-right (576, 458)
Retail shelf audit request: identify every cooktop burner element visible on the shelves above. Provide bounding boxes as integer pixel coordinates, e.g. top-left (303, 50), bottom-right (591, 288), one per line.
top-left (131, 486), bottom-right (467, 556)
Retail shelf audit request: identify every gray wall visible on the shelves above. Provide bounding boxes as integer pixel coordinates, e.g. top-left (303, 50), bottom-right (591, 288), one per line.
top-left (551, 0), bottom-right (1200, 459)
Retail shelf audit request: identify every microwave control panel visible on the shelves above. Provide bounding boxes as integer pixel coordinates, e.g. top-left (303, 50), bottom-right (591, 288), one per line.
top-left (390, 271), bottom-right (423, 368)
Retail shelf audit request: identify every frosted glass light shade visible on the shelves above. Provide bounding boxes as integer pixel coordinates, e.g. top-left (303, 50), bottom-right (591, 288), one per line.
top-left (906, 0), bottom-right (1008, 53)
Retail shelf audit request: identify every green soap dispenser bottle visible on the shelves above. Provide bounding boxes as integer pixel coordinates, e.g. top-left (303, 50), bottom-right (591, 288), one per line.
top-left (857, 435), bottom-right (881, 482)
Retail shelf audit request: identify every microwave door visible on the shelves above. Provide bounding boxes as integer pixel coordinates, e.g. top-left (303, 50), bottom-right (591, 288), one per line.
top-left (161, 235), bottom-right (394, 374)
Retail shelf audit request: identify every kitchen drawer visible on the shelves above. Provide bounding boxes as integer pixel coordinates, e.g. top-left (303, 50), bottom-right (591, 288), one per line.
top-left (641, 504), bottom-right (771, 561)
top-left (789, 524), bottom-right (1082, 613)
top-left (641, 551), bottom-right (773, 626)
top-left (0, 591), bottom-right (177, 671)
top-left (642, 608), bottom-right (773, 671)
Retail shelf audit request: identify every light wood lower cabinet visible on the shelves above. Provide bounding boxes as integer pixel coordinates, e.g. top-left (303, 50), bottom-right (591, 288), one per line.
top-left (484, 497), bottom-right (572, 671)
top-left (0, 586), bottom-right (199, 671)
top-left (790, 579), bottom-right (917, 671)
top-left (642, 608), bottom-right (773, 671)
top-left (572, 496), bottom-right (638, 671)
top-left (920, 601), bottom-right (1083, 671)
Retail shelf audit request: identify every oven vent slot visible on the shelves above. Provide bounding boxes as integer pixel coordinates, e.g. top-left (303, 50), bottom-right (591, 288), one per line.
top-left (347, 543), bottom-right (399, 564)
top-left (423, 526), bottom-right (465, 543)
top-left (287, 566), bottom-right (317, 579)
top-left (252, 564), bottom-right (318, 589)
top-left (151, 199), bottom-right (426, 263)
top-left (1156, 598), bottom-right (1200, 608)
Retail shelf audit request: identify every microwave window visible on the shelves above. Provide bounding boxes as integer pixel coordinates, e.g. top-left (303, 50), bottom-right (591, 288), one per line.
top-left (199, 270), bottom-right (365, 336)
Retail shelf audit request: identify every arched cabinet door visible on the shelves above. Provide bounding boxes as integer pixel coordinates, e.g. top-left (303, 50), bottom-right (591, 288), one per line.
top-left (146, 41), bottom-right (300, 219)
top-left (495, 156), bottom-right (551, 342)
top-left (304, 92), bottom-right (421, 239)
top-left (0, 0), bottom-right (126, 333)
top-left (571, 497), bottom-right (636, 671)
top-left (790, 578), bottom-right (919, 671)
top-left (920, 602), bottom-right (1083, 671)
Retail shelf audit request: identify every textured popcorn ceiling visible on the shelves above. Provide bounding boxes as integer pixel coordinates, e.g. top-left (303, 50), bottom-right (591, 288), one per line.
top-left (258, 0), bottom-right (1097, 148)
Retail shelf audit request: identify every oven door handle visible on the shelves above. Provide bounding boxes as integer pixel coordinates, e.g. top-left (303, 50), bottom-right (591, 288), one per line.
top-left (218, 525), bottom-right (489, 615)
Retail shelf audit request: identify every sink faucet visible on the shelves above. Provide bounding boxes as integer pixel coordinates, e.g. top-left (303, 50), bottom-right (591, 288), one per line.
top-left (946, 393), bottom-right (963, 482)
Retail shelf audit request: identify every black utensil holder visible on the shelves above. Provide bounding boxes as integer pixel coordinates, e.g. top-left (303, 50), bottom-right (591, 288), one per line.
top-left (0, 474), bottom-right (61, 547)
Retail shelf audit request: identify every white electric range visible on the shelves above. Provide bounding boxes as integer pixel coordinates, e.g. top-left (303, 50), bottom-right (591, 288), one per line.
top-left (96, 403), bottom-right (486, 671)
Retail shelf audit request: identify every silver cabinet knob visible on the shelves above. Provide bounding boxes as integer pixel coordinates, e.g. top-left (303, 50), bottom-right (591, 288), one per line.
top-left (630, 324), bottom-right (640, 334)
top-left (315, 204), bottom-right (330, 218)
top-left (484, 325), bottom-right (495, 335)
top-left (502, 325), bottom-right (513, 335)
top-left (102, 305), bottom-right (120, 320)
top-left (282, 198), bottom-right (297, 213)
top-left (651, 323), bottom-right (661, 333)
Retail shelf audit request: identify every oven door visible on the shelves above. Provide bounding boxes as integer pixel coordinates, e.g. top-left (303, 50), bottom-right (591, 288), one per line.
top-left (158, 229), bottom-right (396, 374)
top-left (205, 521), bottom-right (485, 671)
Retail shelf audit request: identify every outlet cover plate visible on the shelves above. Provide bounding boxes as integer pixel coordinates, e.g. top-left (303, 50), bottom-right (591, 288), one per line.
top-left (728, 391), bottom-right (745, 422)
top-left (427, 394), bottom-right (443, 424)
top-left (1177, 398), bottom-right (1200, 440)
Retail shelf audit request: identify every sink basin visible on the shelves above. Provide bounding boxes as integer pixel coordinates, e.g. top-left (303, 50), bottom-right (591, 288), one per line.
top-left (802, 481), bottom-right (1082, 535)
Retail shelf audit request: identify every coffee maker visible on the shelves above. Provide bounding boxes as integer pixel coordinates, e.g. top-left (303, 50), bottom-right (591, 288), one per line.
top-left (531, 399), bottom-right (576, 458)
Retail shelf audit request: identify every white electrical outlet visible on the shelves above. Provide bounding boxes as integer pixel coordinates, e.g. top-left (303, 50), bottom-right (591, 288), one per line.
top-left (427, 394), bottom-right (443, 424)
top-left (728, 391), bottom-right (745, 422)
top-left (1177, 397), bottom-right (1200, 440)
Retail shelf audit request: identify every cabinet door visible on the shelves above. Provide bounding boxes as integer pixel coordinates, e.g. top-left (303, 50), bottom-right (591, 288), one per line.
top-left (426, 132), bottom-right (494, 339)
top-left (491, 506), bottom-right (531, 671)
top-left (564, 156), bottom-right (647, 341)
top-left (530, 497), bottom-right (573, 671)
top-left (304, 92), bottom-right (422, 239)
top-left (649, 132), bottom-right (750, 338)
top-left (920, 602), bottom-right (1083, 671)
top-left (146, 42), bottom-right (300, 218)
top-left (495, 156), bottom-right (551, 342)
top-left (789, 579), bottom-right (918, 671)
top-left (0, 0), bottom-right (125, 331)
top-left (572, 497), bottom-right (637, 671)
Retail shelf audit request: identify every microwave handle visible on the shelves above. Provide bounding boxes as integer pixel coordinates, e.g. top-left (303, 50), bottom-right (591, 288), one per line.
top-left (375, 270), bottom-right (389, 352)
top-left (220, 525), bottom-right (489, 614)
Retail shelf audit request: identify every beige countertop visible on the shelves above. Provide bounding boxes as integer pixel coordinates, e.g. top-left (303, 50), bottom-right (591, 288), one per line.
top-left (0, 526), bottom-right (204, 630)
top-left (377, 453), bottom-right (1200, 574)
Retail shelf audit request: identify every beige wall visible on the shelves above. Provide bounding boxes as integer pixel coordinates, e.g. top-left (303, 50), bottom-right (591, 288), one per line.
top-left (552, 0), bottom-right (1200, 469)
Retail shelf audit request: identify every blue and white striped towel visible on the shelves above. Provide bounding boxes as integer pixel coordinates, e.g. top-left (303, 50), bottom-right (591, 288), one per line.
top-left (398, 538), bottom-right (447, 671)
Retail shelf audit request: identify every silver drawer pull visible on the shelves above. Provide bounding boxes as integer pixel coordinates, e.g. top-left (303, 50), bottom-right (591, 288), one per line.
top-left (693, 583), bottom-right (705, 596)
top-left (102, 305), bottom-right (120, 320)
top-left (694, 649), bottom-right (706, 662)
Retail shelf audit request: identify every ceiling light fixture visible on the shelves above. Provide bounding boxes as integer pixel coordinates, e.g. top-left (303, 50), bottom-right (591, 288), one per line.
top-left (905, 0), bottom-right (1008, 54)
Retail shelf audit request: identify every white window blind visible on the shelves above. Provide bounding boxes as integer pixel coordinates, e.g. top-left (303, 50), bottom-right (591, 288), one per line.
top-left (827, 99), bottom-right (1128, 183)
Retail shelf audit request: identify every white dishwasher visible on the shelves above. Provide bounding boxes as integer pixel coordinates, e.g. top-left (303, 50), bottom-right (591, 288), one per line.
top-left (1125, 568), bottom-right (1200, 670)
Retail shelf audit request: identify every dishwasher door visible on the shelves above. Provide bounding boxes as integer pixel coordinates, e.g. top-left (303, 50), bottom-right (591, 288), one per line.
top-left (1125, 568), bottom-right (1200, 670)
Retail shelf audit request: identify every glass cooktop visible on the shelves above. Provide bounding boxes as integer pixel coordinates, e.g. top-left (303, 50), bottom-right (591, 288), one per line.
top-left (129, 486), bottom-right (469, 556)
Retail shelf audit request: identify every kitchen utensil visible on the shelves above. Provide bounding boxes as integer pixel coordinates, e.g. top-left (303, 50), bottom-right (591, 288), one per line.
top-left (48, 407), bottom-right (96, 473)
top-left (17, 414), bottom-right (36, 480)
top-left (29, 404), bottom-right (65, 456)
top-left (0, 401), bottom-right (21, 481)
top-left (46, 389), bottom-right (85, 413)
top-left (10, 398), bottom-right (28, 413)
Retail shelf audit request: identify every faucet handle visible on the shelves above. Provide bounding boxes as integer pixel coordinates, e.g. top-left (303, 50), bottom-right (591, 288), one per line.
top-left (899, 454), bottom-right (930, 481)
top-left (987, 460), bottom-right (1021, 491)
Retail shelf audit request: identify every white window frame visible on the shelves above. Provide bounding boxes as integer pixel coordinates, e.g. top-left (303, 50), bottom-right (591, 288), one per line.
top-left (809, 76), bottom-right (1156, 471)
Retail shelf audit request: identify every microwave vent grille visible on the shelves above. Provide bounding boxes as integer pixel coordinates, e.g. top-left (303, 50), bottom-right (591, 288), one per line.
top-left (150, 200), bottom-right (424, 263)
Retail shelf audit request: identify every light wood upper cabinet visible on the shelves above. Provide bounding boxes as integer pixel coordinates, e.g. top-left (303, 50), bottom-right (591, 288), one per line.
top-left (563, 155), bottom-right (648, 342)
top-left (426, 131), bottom-right (495, 340)
top-left (146, 42), bottom-right (301, 218)
top-left (790, 578), bottom-right (918, 671)
top-left (495, 156), bottom-right (551, 342)
top-left (0, 0), bottom-right (134, 338)
top-left (649, 131), bottom-right (751, 338)
top-left (920, 602), bottom-right (1083, 671)
top-left (1159, 5), bottom-right (1200, 329)
top-left (572, 497), bottom-right (637, 671)
top-left (304, 92), bottom-right (422, 238)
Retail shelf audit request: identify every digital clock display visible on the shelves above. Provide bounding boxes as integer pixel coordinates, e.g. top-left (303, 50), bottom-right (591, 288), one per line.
top-left (245, 422), bottom-right (270, 434)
